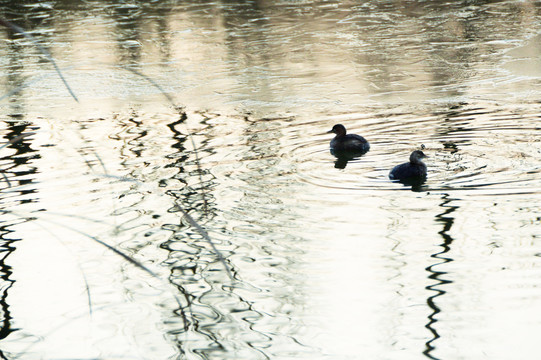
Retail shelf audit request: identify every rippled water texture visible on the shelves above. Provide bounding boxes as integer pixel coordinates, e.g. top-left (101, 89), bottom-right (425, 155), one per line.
top-left (1, 1), bottom-right (541, 359)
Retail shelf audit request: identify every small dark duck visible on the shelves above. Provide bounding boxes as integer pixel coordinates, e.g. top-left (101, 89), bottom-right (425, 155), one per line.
top-left (328, 124), bottom-right (370, 155)
top-left (389, 150), bottom-right (428, 183)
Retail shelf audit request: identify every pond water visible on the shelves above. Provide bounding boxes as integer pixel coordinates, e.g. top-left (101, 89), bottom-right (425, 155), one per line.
top-left (1, 1), bottom-right (541, 359)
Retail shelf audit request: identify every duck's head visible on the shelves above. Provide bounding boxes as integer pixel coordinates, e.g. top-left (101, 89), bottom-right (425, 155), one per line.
top-left (327, 124), bottom-right (347, 136)
top-left (410, 150), bottom-right (428, 163)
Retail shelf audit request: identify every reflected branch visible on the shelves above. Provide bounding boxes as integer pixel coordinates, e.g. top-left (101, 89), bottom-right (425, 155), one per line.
top-left (0, 225), bottom-right (16, 344)
top-left (119, 66), bottom-right (210, 215)
top-left (0, 126), bottom-right (39, 343)
top-left (423, 194), bottom-right (458, 359)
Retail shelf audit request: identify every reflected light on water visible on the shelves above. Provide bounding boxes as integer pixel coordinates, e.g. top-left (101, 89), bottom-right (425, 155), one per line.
top-left (1, 1), bottom-right (541, 359)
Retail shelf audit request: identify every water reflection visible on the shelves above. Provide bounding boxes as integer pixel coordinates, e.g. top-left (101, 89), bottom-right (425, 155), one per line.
top-left (109, 3), bottom-right (175, 66)
top-left (159, 111), bottom-right (266, 358)
top-left (0, 0), bottom-right (540, 109)
top-left (1, 0), bottom-right (541, 359)
top-left (0, 226), bottom-right (16, 345)
top-left (111, 4), bottom-right (144, 66)
top-left (4, 37), bottom-right (25, 118)
top-left (397, 179), bottom-right (427, 193)
top-left (332, 154), bottom-right (356, 169)
top-left (1, 124), bottom-right (38, 200)
top-left (165, 111), bottom-right (216, 218)
top-left (0, 123), bottom-right (39, 351)
top-left (424, 194), bottom-right (458, 360)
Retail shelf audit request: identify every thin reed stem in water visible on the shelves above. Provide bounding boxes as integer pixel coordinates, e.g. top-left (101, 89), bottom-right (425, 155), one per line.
top-left (0, 133), bottom-right (35, 151)
top-left (176, 206), bottom-right (234, 281)
top-left (116, 67), bottom-right (231, 277)
top-left (26, 219), bottom-right (94, 316)
top-left (0, 18), bottom-right (78, 102)
top-left (1, 209), bottom-right (192, 331)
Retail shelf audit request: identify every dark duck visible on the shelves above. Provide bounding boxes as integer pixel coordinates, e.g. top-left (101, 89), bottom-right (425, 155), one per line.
top-left (328, 124), bottom-right (370, 157)
top-left (389, 150), bottom-right (428, 184)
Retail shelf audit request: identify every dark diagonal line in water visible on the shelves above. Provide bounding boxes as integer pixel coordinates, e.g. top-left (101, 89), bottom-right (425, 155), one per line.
top-left (120, 66), bottom-right (175, 105)
top-left (423, 194), bottom-right (458, 360)
top-left (0, 18), bottom-right (79, 102)
top-left (1, 209), bottom-right (192, 332)
top-left (0, 171), bottom-right (10, 189)
top-left (26, 219), bottom-right (94, 317)
top-left (176, 205), bottom-right (234, 282)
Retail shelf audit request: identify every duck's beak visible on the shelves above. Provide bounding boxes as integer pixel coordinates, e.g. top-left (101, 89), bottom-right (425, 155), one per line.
top-left (327, 129), bottom-right (334, 134)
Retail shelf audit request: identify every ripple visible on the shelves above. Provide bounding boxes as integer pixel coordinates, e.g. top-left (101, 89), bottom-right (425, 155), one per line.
top-left (276, 104), bottom-right (541, 195)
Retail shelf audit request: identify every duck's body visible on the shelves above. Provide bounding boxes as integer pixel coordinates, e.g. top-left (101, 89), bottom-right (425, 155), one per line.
top-left (389, 150), bottom-right (427, 182)
top-left (328, 124), bottom-right (370, 154)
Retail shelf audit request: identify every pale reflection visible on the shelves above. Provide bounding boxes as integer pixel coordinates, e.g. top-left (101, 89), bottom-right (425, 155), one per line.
top-left (0, 1), bottom-right (539, 109)
top-left (1, 1), bottom-right (541, 359)
top-left (111, 5), bottom-right (144, 65)
top-left (5, 38), bottom-right (25, 118)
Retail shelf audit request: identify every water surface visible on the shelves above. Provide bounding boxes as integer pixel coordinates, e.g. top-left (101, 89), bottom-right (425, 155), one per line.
top-left (1, 1), bottom-right (541, 359)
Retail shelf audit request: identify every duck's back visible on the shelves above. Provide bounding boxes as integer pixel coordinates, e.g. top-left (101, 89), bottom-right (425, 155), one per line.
top-left (330, 134), bottom-right (370, 153)
top-left (389, 162), bottom-right (427, 180)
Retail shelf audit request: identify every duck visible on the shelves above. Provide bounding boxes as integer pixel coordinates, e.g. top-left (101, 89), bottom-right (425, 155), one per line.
top-left (327, 124), bottom-right (370, 155)
top-left (389, 150), bottom-right (428, 182)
